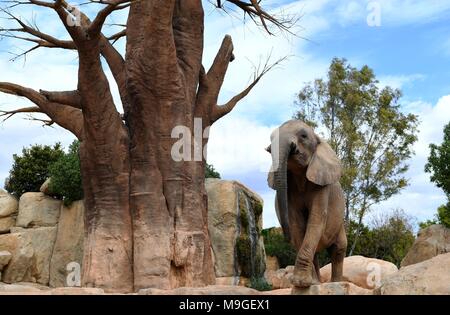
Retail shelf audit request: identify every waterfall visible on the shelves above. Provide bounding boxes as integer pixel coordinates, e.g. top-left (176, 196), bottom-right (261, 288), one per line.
top-left (245, 196), bottom-right (258, 278)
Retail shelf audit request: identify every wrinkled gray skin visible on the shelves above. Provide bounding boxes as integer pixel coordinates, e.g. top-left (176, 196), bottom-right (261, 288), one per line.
top-left (267, 120), bottom-right (347, 287)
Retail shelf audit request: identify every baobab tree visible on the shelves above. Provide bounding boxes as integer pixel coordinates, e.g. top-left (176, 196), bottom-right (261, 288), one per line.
top-left (0, 0), bottom-right (295, 292)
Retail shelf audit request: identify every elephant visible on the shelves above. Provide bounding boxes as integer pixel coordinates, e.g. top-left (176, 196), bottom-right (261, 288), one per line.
top-left (266, 119), bottom-right (347, 288)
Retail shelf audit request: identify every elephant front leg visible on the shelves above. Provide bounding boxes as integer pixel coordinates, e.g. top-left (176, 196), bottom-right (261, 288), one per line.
top-left (291, 221), bottom-right (324, 288)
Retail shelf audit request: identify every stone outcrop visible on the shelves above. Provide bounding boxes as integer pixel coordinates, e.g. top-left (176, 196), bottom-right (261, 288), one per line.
top-left (401, 224), bottom-right (450, 267)
top-left (1, 227), bottom-right (57, 285)
top-left (206, 179), bottom-right (266, 281)
top-left (0, 217), bottom-right (15, 234)
top-left (0, 190), bottom-right (18, 218)
top-left (16, 193), bottom-right (61, 228)
top-left (138, 285), bottom-right (261, 295)
top-left (377, 253), bottom-right (450, 295)
top-left (265, 266), bottom-right (294, 289)
top-left (292, 282), bottom-right (373, 295)
top-left (49, 200), bottom-right (85, 287)
top-left (266, 256), bottom-right (279, 272)
top-left (320, 256), bottom-right (398, 289)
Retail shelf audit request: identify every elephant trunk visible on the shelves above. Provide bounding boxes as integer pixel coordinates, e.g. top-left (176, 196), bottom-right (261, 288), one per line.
top-left (271, 135), bottom-right (292, 241)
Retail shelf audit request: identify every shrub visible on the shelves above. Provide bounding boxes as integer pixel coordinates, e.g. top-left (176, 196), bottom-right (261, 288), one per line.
top-left (348, 210), bottom-right (415, 267)
top-left (437, 202), bottom-right (450, 228)
top-left (48, 140), bottom-right (83, 206)
top-left (205, 163), bottom-right (221, 179)
top-left (248, 277), bottom-right (272, 291)
top-left (261, 227), bottom-right (297, 268)
top-left (5, 143), bottom-right (64, 197)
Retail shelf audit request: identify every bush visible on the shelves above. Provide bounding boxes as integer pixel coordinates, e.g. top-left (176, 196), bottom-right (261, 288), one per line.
top-left (205, 163), bottom-right (221, 179)
top-left (261, 227), bottom-right (297, 268)
top-left (248, 277), bottom-right (272, 291)
top-left (48, 140), bottom-right (84, 206)
top-left (437, 202), bottom-right (450, 228)
top-left (348, 210), bottom-right (415, 267)
top-left (5, 143), bottom-right (64, 197)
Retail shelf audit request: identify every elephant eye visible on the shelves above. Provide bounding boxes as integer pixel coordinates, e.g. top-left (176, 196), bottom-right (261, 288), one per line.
top-left (301, 133), bottom-right (308, 139)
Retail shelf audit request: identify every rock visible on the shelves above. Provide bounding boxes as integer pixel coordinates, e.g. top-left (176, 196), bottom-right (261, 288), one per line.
top-left (16, 192), bottom-right (61, 228)
top-left (0, 233), bottom-right (33, 283)
top-left (0, 282), bottom-right (45, 293)
top-left (401, 224), bottom-right (450, 267)
top-left (377, 253), bottom-right (450, 295)
top-left (49, 200), bottom-right (85, 287)
top-left (0, 251), bottom-right (12, 270)
top-left (39, 178), bottom-right (52, 195)
top-left (50, 287), bottom-right (105, 295)
top-left (264, 288), bottom-right (292, 295)
top-left (320, 256), bottom-right (398, 289)
top-left (215, 276), bottom-right (250, 286)
top-left (266, 256), bottom-right (279, 272)
top-left (0, 216), bottom-right (15, 234)
top-left (265, 266), bottom-right (294, 289)
top-left (0, 190), bottom-right (18, 218)
top-left (138, 285), bottom-right (261, 295)
top-left (206, 179), bottom-right (266, 280)
top-left (1, 227), bottom-right (57, 285)
top-left (292, 282), bottom-right (373, 295)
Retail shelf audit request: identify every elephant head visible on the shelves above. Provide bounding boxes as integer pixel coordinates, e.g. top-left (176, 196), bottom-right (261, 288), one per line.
top-left (266, 120), bottom-right (342, 240)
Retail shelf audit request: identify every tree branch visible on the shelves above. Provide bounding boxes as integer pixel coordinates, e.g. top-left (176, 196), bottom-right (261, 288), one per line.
top-left (0, 82), bottom-right (84, 138)
top-left (39, 89), bottom-right (82, 108)
top-left (211, 55), bottom-right (287, 122)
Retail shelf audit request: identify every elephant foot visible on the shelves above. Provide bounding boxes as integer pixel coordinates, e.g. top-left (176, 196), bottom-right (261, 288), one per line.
top-left (291, 267), bottom-right (320, 288)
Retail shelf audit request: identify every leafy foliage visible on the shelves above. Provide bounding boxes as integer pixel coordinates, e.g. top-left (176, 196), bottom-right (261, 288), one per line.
top-left (248, 277), bottom-right (272, 291)
top-left (347, 210), bottom-right (415, 267)
top-left (5, 143), bottom-right (64, 197)
top-left (261, 227), bottom-right (297, 268)
top-left (293, 58), bottom-right (418, 252)
top-left (205, 163), bottom-right (221, 179)
top-left (425, 122), bottom-right (450, 196)
top-left (48, 140), bottom-right (84, 206)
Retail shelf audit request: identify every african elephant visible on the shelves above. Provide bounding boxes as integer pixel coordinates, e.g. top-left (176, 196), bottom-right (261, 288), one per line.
top-left (266, 120), bottom-right (347, 287)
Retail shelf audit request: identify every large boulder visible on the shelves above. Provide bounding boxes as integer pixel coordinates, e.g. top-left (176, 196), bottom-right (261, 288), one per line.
top-left (265, 266), bottom-right (294, 289)
top-left (49, 200), bottom-right (85, 287)
top-left (0, 190), bottom-right (18, 218)
top-left (401, 224), bottom-right (450, 267)
top-left (320, 256), bottom-right (398, 289)
top-left (206, 179), bottom-right (266, 281)
top-left (16, 192), bottom-right (61, 228)
top-left (139, 285), bottom-right (261, 295)
top-left (0, 216), bottom-right (15, 234)
top-left (1, 227), bottom-right (57, 285)
top-left (0, 251), bottom-right (12, 270)
top-left (292, 282), bottom-right (373, 295)
top-left (377, 253), bottom-right (450, 295)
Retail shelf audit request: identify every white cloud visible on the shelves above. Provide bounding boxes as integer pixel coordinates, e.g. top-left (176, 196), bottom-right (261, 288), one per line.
top-left (378, 74), bottom-right (425, 90)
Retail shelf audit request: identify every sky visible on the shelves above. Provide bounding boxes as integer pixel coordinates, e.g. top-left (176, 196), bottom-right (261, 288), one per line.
top-left (0, 0), bottom-right (449, 229)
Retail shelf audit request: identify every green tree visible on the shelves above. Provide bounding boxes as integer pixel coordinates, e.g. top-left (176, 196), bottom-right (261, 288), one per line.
top-left (48, 140), bottom-right (84, 206)
top-left (425, 122), bottom-right (450, 196)
top-left (205, 163), bottom-right (221, 179)
top-left (293, 58), bottom-right (418, 253)
top-left (5, 143), bottom-right (64, 197)
top-left (347, 210), bottom-right (415, 267)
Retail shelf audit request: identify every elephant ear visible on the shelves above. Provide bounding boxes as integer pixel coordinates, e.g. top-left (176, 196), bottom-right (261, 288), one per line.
top-left (306, 139), bottom-right (342, 186)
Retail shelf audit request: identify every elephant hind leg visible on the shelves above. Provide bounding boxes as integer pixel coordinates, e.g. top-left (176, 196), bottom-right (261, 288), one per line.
top-left (329, 227), bottom-right (347, 282)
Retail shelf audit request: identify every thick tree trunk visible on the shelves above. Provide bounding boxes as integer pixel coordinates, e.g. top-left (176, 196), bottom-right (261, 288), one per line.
top-left (125, 0), bottom-right (214, 290)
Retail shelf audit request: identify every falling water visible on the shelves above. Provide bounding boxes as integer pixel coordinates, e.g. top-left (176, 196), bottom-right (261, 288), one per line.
top-left (232, 190), bottom-right (242, 286)
top-left (245, 196), bottom-right (258, 278)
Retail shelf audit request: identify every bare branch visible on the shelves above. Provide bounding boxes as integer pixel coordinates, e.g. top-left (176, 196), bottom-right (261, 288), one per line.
top-left (39, 89), bottom-right (82, 108)
top-left (211, 55), bottom-right (288, 122)
top-left (0, 106), bottom-right (42, 121)
top-left (88, 0), bottom-right (130, 36)
top-left (223, 0), bottom-right (299, 35)
top-left (0, 82), bottom-right (84, 138)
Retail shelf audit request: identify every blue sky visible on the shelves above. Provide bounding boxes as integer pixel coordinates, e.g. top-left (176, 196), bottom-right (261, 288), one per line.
top-left (1, 0), bottom-right (449, 229)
